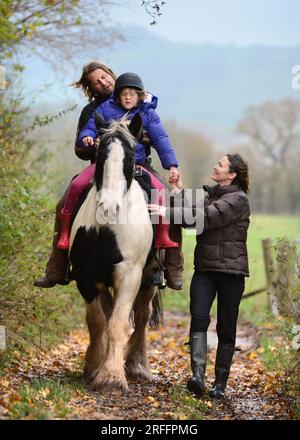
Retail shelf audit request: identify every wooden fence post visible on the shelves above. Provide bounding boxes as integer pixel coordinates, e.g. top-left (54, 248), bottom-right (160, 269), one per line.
top-left (262, 238), bottom-right (280, 317)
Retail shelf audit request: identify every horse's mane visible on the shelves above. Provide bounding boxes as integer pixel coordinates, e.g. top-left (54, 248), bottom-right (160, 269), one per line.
top-left (94, 120), bottom-right (137, 191)
top-left (100, 120), bottom-right (136, 150)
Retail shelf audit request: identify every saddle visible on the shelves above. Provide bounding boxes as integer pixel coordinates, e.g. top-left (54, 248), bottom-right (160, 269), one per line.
top-left (133, 166), bottom-right (152, 201)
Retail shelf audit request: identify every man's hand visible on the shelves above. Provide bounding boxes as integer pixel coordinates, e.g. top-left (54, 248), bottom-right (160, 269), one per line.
top-left (83, 136), bottom-right (95, 146)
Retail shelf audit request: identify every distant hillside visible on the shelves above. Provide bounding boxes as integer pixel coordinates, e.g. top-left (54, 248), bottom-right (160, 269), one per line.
top-left (105, 25), bottom-right (300, 130)
top-left (20, 24), bottom-right (300, 139)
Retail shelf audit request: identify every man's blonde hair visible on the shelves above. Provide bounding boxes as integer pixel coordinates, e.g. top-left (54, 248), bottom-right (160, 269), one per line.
top-left (72, 61), bottom-right (117, 101)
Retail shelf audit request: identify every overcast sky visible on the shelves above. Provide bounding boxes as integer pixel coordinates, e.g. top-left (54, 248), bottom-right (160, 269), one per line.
top-left (111, 0), bottom-right (300, 46)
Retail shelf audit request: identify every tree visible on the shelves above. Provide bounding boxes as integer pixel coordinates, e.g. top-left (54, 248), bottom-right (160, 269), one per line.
top-left (0, 0), bottom-right (122, 63)
top-left (237, 99), bottom-right (300, 213)
top-left (237, 99), bottom-right (300, 166)
top-left (0, 1), bottom-right (166, 62)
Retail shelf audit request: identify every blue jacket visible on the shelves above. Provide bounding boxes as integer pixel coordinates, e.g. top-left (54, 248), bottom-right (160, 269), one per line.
top-left (77, 94), bottom-right (179, 169)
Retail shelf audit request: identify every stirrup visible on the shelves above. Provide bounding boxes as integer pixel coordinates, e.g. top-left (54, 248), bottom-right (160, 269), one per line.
top-left (152, 269), bottom-right (167, 289)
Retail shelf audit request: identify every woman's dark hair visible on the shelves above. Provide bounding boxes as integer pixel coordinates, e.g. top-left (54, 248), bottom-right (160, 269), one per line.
top-left (226, 153), bottom-right (249, 194)
top-left (72, 61), bottom-right (117, 101)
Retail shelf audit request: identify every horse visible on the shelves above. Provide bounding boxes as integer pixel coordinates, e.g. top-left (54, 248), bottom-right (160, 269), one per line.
top-left (68, 113), bottom-right (160, 392)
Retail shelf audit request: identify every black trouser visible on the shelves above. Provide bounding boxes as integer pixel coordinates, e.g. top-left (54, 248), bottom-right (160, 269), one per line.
top-left (190, 271), bottom-right (245, 346)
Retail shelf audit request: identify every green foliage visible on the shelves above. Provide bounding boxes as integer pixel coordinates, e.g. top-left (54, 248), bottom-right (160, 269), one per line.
top-left (0, 1), bottom-right (73, 58)
top-left (167, 385), bottom-right (208, 420)
top-left (165, 217), bottom-right (300, 326)
top-left (0, 91), bottom-right (84, 364)
top-left (24, 104), bottom-right (78, 134)
top-left (259, 326), bottom-right (300, 418)
top-left (9, 378), bottom-right (74, 419)
top-left (274, 237), bottom-right (300, 324)
top-left (0, 0), bottom-right (120, 64)
top-left (257, 239), bottom-right (300, 418)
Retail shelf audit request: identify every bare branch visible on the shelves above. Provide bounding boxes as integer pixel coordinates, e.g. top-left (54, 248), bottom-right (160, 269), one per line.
top-left (237, 98), bottom-right (300, 165)
top-left (1, 0), bottom-right (123, 65)
top-left (141, 0), bottom-right (165, 23)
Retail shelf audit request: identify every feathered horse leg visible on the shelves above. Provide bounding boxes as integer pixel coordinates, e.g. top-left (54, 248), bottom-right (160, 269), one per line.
top-left (90, 263), bottom-right (143, 393)
top-left (84, 286), bottom-right (110, 380)
top-left (125, 285), bottom-right (157, 382)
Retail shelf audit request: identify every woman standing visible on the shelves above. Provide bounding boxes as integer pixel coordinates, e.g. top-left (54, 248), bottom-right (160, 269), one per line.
top-left (148, 153), bottom-right (250, 398)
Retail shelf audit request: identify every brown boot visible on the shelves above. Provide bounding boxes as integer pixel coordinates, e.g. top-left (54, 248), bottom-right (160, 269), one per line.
top-left (164, 223), bottom-right (184, 290)
top-left (34, 191), bottom-right (70, 288)
top-left (34, 275), bottom-right (69, 288)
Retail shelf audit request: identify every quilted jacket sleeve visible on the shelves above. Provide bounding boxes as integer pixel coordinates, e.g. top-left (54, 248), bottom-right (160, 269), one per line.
top-left (167, 192), bottom-right (250, 231)
top-left (203, 193), bottom-right (250, 231)
top-left (76, 107), bottom-right (104, 147)
top-left (146, 109), bottom-right (179, 170)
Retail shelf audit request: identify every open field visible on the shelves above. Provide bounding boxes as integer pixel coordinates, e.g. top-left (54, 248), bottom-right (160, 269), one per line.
top-left (165, 214), bottom-right (300, 326)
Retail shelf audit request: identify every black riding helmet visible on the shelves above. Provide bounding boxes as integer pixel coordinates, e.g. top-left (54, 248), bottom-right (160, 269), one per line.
top-left (114, 73), bottom-right (144, 96)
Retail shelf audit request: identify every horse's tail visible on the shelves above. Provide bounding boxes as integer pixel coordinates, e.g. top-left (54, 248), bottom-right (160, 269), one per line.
top-left (149, 289), bottom-right (165, 330)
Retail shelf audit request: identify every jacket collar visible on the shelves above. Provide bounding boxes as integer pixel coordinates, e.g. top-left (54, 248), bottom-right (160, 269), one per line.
top-left (203, 183), bottom-right (240, 198)
top-left (93, 94), bottom-right (112, 105)
top-left (109, 94), bottom-right (158, 110)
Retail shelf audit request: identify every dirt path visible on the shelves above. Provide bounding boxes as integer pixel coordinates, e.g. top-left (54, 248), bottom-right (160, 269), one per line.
top-left (0, 311), bottom-right (293, 420)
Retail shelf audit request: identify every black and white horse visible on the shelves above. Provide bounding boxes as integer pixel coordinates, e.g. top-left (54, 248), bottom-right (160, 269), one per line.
top-left (69, 113), bottom-right (159, 392)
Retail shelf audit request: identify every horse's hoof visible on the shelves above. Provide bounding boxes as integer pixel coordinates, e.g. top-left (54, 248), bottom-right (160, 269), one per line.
top-left (83, 371), bottom-right (91, 383)
top-left (90, 375), bottom-right (129, 394)
top-left (83, 366), bottom-right (97, 382)
top-left (126, 365), bottom-right (157, 383)
top-left (92, 381), bottom-right (129, 394)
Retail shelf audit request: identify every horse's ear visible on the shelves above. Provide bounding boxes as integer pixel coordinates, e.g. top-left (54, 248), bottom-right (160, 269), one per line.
top-left (94, 112), bottom-right (108, 131)
top-left (128, 113), bottom-right (143, 139)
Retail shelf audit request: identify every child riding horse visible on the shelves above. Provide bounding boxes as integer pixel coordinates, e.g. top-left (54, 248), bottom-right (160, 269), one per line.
top-left (57, 73), bottom-right (181, 255)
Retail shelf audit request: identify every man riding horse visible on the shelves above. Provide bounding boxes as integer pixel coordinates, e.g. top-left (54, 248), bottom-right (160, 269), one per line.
top-left (34, 62), bottom-right (184, 291)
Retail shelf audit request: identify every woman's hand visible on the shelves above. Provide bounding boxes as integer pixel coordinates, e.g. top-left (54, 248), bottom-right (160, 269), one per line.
top-left (147, 204), bottom-right (166, 217)
top-left (168, 166), bottom-right (180, 184)
top-left (83, 136), bottom-right (95, 146)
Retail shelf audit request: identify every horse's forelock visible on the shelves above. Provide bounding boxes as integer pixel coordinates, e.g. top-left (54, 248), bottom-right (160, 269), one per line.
top-left (100, 120), bottom-right (136, 150)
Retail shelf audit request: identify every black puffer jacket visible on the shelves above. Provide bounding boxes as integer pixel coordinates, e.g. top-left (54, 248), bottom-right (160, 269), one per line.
top-left (169, 184), bottom-right (250, 277)
top-left (74, 96), bottom-right (107, 163)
